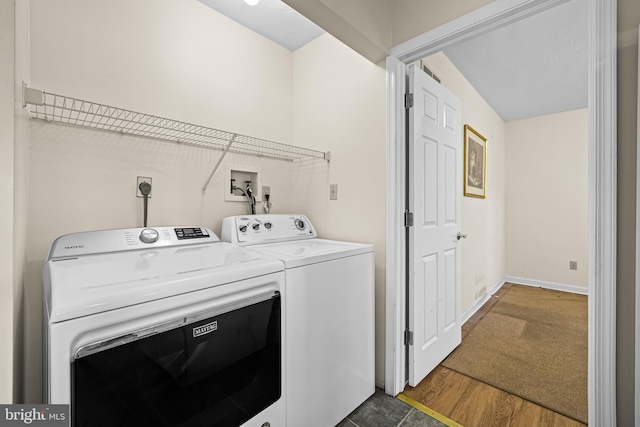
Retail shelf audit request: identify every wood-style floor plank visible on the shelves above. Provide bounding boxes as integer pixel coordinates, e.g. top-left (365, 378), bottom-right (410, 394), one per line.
top-left (404, 283), bottom-right (587, 427)
top-left (404, 367), bottom-right (586, 427)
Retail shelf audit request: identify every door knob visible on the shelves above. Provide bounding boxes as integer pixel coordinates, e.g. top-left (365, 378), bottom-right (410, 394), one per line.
top-left (457, 231), bottom-right (467, 240)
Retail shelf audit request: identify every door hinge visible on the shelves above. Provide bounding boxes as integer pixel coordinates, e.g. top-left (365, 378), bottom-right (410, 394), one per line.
top-left (405, 93), bottom-right (414, 109)
top-left (404, 330), bottom-right (414, 346)
top-left (404, 211), bottom-right (414, 227)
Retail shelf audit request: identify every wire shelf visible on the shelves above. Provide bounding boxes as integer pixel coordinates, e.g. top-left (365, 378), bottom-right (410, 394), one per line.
top-left (24, 87), bottom-right (330, 163)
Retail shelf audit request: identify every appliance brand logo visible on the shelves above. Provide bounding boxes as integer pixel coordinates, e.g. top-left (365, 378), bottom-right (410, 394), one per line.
top-left (64, 245), bottom-right (84, 250)
top-left (193, 321), bottom-right (217, 337)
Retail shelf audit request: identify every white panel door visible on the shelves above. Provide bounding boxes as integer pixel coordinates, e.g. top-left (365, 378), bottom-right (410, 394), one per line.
top-left (407, 64), bottom-right (462, 386)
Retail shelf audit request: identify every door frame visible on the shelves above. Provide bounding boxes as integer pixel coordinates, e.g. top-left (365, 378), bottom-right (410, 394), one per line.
top-left (635, 24), bottom-right (640, 427)
top-left (384, 0), bottom-right (617, 425)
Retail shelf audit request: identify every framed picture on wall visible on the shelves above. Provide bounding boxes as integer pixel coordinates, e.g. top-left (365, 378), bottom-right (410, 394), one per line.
top-left (464, 125), bottom-right (487, 198)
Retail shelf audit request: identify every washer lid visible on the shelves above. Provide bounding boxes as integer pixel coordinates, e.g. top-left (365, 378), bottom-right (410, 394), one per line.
top-left (43, 242), bottom-right (283, 323)
top-left (249, 238), bottom-right (373, 268)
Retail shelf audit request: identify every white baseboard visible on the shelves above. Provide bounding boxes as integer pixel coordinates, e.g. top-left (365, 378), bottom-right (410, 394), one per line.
top-left (461, 278), bottom-right (506, 324)
top-left (505, 276), bottom-right (589, 296)
top-left (460, 275), bottom-right (589, 326)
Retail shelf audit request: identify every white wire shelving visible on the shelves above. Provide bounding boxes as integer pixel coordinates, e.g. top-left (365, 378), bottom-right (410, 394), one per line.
top-left (23, 86), bottom-right (330, 163)
top-left (23, 86), bottom-right (330, 194)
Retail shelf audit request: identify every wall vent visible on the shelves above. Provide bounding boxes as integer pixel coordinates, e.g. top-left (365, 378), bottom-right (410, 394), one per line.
top-left (419, 60), bottom-right (441, 84)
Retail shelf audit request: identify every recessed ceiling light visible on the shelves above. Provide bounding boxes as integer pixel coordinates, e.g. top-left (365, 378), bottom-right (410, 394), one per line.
top-left (244, 0), bottom-right (260, 5)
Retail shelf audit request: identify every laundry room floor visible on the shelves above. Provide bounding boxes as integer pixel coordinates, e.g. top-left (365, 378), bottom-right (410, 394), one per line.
top-left (338, 388), bottom-right (447, 427)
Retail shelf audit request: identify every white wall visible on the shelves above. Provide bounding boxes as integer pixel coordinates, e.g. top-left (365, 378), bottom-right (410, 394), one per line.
top-left (291, 34), bottom-right (387, 386)
top-left (1, 0), bottom-right (15, 404)
top-left (506, 109), bottom-right (589, 289)
top-left (284, 0), bottom-right (391, 62)
top-left (25, 0), bottom-right (302, 402)
top-left (421, 52), bottom-right (507, 312)
top-left (392, 0), bottom-right (493, 46)
top-left (320, 0), bottom-right (391, 51)
top-left (30, 0), bottom-right (293, 143)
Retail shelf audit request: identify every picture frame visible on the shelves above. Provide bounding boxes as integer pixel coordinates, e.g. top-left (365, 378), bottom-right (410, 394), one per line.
top-left (463, 125), bottom-right (487, 198)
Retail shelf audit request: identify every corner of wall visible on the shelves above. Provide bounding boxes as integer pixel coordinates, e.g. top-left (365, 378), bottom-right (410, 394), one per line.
top-left (13, 0), bottom-right (30, 404)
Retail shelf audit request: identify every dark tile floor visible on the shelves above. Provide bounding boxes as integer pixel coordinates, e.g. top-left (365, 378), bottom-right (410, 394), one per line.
top-left (337, 388), bottom-right (447, 427)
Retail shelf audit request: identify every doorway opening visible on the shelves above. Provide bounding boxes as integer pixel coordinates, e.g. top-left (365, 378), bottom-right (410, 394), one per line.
top-left (385, 0), bottom-right (617, 425)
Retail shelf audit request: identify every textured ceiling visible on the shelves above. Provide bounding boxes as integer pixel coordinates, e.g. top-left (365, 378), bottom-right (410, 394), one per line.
top-left (198, 0), bottom-right (324, 51)
top-left (441, 0), bottom-right (588, 122)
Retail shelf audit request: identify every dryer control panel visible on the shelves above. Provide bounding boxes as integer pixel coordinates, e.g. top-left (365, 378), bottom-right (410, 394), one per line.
top-left (221, 214), bottom-right (316, 245)
top-left (47, 226), bottom-right (219, 260)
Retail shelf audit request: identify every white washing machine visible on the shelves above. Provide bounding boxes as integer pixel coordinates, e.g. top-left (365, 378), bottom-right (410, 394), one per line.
top-left (43, 226), bottom-right (286, 427)
top-left (221, 214), bottom-right (375, 427)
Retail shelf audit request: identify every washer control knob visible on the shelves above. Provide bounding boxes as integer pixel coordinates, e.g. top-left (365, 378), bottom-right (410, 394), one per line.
top-left (239, 224), bottom-right (248, 233)
top-left (294, 219), bottom-right (306, 230)
top-left (139, 228), bottom-right (159, 244)
top-left (264, 221), bottom-right (273, 230)
top-left (252, 223), bottom-right (260, 231)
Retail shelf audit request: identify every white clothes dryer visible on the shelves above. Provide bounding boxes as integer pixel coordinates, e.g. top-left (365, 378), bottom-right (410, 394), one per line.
top-left (43, 226), bottom-right (286, 427)
top-left (221, 214), bottom-right (375, 427)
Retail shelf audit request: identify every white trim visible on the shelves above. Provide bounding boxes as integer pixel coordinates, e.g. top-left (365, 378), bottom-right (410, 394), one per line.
top-left (588, 0), bottom-right (617, 425)
top-left (505, 276), bottom-right (589, 296)
top-left (461, 278), bottom-right (506, 324)
top-left (385, 0), bottom-right (617, 423)
top-left (384, 55), bottom-right (407, 396)
top-left (635, 24), bottom-right (640, 427)
top-left (390, 0), bottom-right (570, 64)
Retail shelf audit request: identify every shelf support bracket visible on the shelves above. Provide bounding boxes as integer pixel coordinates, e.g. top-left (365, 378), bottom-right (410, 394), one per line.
top-left (201, 134), bottom-right (237, 196)
top-left (23, 84), bottom-right (44, 108)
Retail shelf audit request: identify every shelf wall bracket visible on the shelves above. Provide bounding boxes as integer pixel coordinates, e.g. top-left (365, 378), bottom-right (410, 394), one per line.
top-left (201, 134), bottom-right (237, 196)
top-left (23, 84), bottom-right (44, 108)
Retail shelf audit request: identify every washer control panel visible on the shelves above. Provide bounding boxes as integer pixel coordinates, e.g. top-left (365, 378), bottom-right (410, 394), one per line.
top-left (221, 214), bottom-right (316, 245)
top-left (174, 227), bottom-right (211, 240)
top-left (47, 226), bottom-right (218, 260)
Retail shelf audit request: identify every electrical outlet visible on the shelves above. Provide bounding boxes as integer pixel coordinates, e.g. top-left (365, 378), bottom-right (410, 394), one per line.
top-left (330, 184), bottom-right (338, 200)
top-left (569, 260), bottom-right (578, 270)
top-left (137, 176), bottom-right (152, 198)
top-left (262, 185), bottom-right (270, 197)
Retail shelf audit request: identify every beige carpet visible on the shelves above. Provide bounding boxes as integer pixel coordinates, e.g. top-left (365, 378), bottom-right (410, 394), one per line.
top-left (442, 284), bottom-right (588, 424)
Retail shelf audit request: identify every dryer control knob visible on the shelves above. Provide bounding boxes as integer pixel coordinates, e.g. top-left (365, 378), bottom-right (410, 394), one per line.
top-left (295, 219), bottom-right (306, 230)
top-left (252, 223), bottom-right (260, 231)
top-left (264, 221), bottom-right (273, 230)
top-left (239, 224), bottom-right (248, 233)
top-left (139, 228), bottom-right (159, 244)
